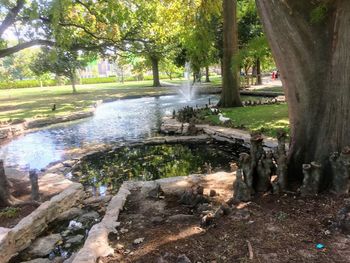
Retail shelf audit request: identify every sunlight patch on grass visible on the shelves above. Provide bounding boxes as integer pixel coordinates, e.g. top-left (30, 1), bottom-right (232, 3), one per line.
top-left (205, 104), bottom-right (289, 137)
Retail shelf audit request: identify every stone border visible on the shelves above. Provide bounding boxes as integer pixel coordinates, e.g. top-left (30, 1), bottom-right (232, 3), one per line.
top-left (0, 183), bottom-right (84, 263)
top-left (72, 182), bottom-right (133, 263)
top-left (0, 110), bottom-right (95, 143)
top-left (160, 117), bottom-right (279, 149)
top-left (72, 172), bottom-right (233, 263)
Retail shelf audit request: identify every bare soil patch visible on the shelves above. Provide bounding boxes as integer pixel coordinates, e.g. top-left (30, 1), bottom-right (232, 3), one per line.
top-left (102, 182), bottom-right (350, 263)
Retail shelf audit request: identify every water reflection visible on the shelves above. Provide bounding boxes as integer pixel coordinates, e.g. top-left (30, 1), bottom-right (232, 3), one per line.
top-left (0, 95), bottom-right (219, 170)
top-left (78, 142), bottom-right (242, 194)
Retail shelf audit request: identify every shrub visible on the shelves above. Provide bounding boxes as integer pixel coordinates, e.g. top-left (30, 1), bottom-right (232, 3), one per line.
top-left (0, 79), bottom-right (56, 89)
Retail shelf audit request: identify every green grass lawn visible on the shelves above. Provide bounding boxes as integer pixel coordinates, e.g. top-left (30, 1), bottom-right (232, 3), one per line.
top-left (252, 86), bottom-right (284, 93)
top-left (204, 104), bottom-right (289, 138)
top-left (0, 76), bottom-right (223, 123)
top-left (0, 80), bottom-right (178, 122)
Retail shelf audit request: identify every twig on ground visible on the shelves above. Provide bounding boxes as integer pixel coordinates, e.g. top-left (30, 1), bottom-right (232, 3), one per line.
top-left (246, 240), bottom-right (254, 260)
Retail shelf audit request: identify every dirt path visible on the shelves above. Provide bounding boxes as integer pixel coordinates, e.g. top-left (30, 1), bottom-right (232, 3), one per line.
top-left (102, 179), bottom-right (350, 263)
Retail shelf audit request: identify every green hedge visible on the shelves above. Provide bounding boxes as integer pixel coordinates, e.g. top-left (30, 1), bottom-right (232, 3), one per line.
top-left (0, 79), bottom-right (57, 89)
top-left (0, 74), bottom-right (183, 89)
top-left (81, 76), bottom-right (117, 84)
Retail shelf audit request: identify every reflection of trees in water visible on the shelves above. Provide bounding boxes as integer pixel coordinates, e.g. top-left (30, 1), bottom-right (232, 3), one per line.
top-left (79, 143), bottom-right (236, 192)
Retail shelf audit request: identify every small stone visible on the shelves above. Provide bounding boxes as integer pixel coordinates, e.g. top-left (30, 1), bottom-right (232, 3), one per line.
top-left (201, 213), bottom-right (215, 227)
top-left (61, 230), bottom-right (71, 237)
top-left (133, 237), bottom-right (145, 245)
top-left (68, 220), bottom-right (83, 229)
top-left (64, 243), bottom-right (72, 249)
top-left (66, 234), bottom-right (84, 245)
top-left (116, 243), bottom-right (124, 250)
top-left (324, 230), bottom-right (331, 235)
top-left (209, 190), bottom-right (216, 197)
top-left (120, 228), bottom-right (129, 234)
top-left (57, 208), bottom-right (84, 221)
top-left (28, 234), bottom-right (62, 257)
top-left (177, 254), bottom-right (192, 263)
top-left (77, 211), bottom-right (100, 224)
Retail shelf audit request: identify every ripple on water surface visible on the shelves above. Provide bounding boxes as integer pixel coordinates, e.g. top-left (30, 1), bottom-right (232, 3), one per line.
top-left (0, 95), bottom-right (219, 170)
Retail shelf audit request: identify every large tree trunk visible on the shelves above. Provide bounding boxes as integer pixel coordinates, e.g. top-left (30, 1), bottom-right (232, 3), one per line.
top-left (0, 160), bottom-right (21, 207)
top-left (205, 66), bottom-right (210, 82)
top-left (220, 0), bottom-right (243, 108)
top-left (255, 58), bottom-right (262, 85)
top-left (150, 56), bottom-right (161, 87)
top-left (70, 75), bottom-right (77, 94)
top-left (0, 160), bottom-right (11, 206)
top-left (256, 1), bottom-right (350, 183)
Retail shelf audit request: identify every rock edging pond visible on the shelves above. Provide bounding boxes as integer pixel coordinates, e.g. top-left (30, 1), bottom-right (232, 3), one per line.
top-left (0, 183), bottom-right (84, 263)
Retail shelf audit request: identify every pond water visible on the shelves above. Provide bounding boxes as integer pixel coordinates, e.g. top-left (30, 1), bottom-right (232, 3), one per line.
top-left (76, 142), bottom-right (248, 195)
top-left (0, 94), bottom-right (220, 170)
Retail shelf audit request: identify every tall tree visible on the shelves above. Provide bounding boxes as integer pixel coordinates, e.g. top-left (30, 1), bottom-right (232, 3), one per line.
top-left (255, 1), bottom-right (350, 184)
top-left (220, 0), bottom-right (243, 107)
top-left (31, 48), bottom-right (91, 93)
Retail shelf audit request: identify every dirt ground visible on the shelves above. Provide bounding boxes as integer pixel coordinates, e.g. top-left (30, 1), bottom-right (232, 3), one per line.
top-left (0, 178), bottom-right (53, 228)
top-left (102, 182), bottom-right (350, 263)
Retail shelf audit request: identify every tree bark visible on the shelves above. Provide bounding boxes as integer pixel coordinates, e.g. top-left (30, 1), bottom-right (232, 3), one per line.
top-left (150, 56), bottom-right (161, 87)
top-left (0, 39), bottom-right (56, 58)
top-left (220, 0), bottom-right (243, 108)
top-left (0, 160), bottom-right (11, 207)
top-left (255, 58), bottom-right (262, 85)
top-left (256, 1), bottom-right (350, 182)
top-left (205, 66), bottom-right (210, 82)
top-left (70, 74), bottom-right (77, 93)
top-left (0, 160), bottom-right (21, 207)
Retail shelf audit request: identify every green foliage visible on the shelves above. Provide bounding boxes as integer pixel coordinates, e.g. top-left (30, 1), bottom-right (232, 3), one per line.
top-left (0, 79), bottom-right (56, 89)
top-left (30, 48), bottom-right (93, 91)
top-left (81, 77), bottom-right (117, 85)
top-left (0, 207), bottom-right (20, 219)
top-left (310, 3), bottom-right (329, 24)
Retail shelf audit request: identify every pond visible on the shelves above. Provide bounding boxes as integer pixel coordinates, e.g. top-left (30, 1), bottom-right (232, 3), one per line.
top-left (74, 141), bottom-right (248, 196)
top-left (0, 94), bottom-right (263, 170)
top-left (0, 94), bottom-right (219, 170)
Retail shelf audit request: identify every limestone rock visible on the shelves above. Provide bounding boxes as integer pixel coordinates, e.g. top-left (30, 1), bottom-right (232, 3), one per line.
top-left (83, 195), bottom-right (112, 206)
top-left (66, 234), bottom-right (84, 245)
top-left (133, 237), bottom-right (145, 245)
top-left (77, 211), bottom-right (100, 224)
top-left (57, 207), bottom-right (84, 221)
top-left (28, 234), bottom-right (62, 257)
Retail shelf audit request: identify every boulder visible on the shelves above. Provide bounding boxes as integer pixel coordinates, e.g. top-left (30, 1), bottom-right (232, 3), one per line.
top-left (65, 234), bottom-right (84, 245)
top-left (28, 234), bottom-right (62, 257)
top-left (77, 211), bottom-right (100, 224)
top-left (57, 208), bottom-right (84, 221)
